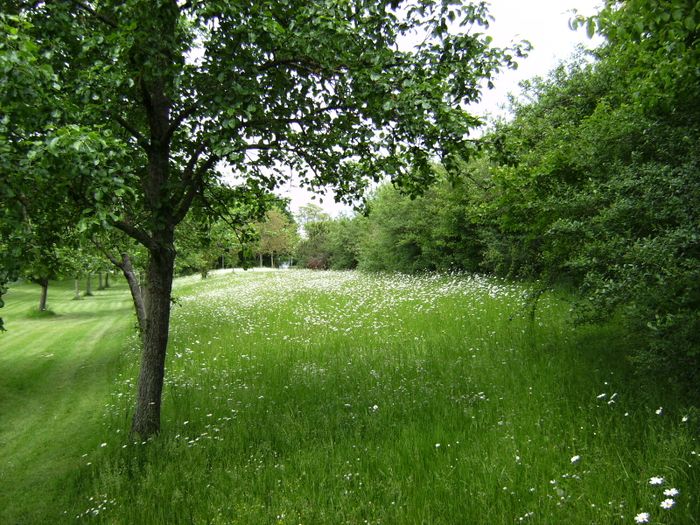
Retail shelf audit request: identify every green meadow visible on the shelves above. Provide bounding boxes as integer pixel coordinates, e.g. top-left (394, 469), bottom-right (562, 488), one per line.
top-left (1, 270), bottom-right (698, 524)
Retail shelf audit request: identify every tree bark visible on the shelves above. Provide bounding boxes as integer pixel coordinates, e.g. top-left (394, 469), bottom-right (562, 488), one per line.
top-left (131, 244), bottom-right (175, 437)
top-left (84, 274), bottom-right (93, 296)
top-left (259, 253), bottom-right (263, 267)
top-left (98, 272), bottom-right (104, 290)
top-left (73, 278), bottom-right (81, 300)
top-left (38, 279), bottom-right (49, 311)
top-left (102, 249), bottom-right (147, 335)
top-left (104, 273), bottom-right (110, 288)
top-left (120, 253), bottom-right (147, 335)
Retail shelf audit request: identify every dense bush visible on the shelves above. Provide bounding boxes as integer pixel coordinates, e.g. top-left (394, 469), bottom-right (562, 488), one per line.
top-left (301, 0), bottom-right (700, 392)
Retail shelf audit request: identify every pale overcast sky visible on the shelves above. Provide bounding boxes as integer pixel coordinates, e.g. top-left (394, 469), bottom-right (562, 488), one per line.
top-left (278, 0), bottom-right (604, 217)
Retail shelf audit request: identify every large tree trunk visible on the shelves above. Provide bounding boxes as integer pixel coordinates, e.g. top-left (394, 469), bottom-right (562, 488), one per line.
top-left (131, 245), bottom-right (175, 437)
top-left (104, 273), bottom-right (110, 288)
top-left (129, 27), bottom-right (181, 436)
top-left (38, 279), bottom-right (49, 311)
top-left (98, 272), bottom-right (104, 290)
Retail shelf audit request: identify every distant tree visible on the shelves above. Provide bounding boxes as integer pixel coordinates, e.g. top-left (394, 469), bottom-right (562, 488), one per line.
top-left (296, 204), bottom-right (331, 235)
top-left (255, 209), bottom-right (298, 268)
top-left (177, 215), bottom-right (242, 278)
top-left (326, 217), bottom-right (364, 270)
top-left (295, 220), bottom-right (333, 269)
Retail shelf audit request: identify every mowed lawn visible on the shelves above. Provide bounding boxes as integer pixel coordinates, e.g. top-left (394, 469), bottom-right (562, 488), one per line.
top-left (0, 278), bottom-right (135, 523)
top-left (1, 270), bottom-right (698, 524)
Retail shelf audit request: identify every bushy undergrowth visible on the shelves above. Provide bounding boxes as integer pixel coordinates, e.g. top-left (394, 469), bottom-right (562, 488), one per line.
top-left (70, 270), bottom-right (698, 524)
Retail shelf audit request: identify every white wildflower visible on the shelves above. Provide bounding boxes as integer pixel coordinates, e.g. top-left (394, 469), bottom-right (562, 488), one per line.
top-left (570, 455), bottom-right (580, 464)
top-left (655, 407), bottom-right (663, 415)
top-left (660, 498), bottom-right (675, 509)
top-left (649, 476), bottom-right (664, 485)
top-left (634, 512), bottom-right (650, 523)
top-left (663, 488), bottom-right (679, 497)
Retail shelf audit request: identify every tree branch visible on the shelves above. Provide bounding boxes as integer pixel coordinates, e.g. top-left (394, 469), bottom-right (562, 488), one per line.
top-left (172, 154), bottom-right (219, 225)
top-left (113, 220), bottom-right (156, 251)
top-left (112, 114), bottom-right (150, 151)
top-left (91, 237), bottom-right (122, 268)
top-left (166, 105), bottom-right (197, 142)
top-left (68, 0), bottom-right (118, 28)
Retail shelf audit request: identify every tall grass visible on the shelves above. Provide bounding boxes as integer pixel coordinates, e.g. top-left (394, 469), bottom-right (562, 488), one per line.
top-left (2, 271), bottom-right (698, 523)
top-left (84, 271), bottom-right (699, 524)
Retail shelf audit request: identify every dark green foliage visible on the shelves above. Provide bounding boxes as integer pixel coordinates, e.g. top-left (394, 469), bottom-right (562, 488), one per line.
top-left (304, 0), bottom-right (700, 390)
top-left (347, 170), bottom-right (483, 274)
top-left (479, 0), bottom-right (700, 388)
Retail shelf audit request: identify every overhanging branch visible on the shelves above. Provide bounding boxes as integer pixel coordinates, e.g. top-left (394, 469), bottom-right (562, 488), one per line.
top-left (113, 220), bottom-right (156, 251)
top-left (68, 0), bottom-right (118, 28)
top-left (112, 114), bottom-right (150, 151)
top-left (166, 106), bottom-right (197, 142)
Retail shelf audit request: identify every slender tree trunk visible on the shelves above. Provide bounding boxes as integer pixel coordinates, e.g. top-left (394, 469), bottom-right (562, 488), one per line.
top-left (73, 278), bottom-right (81, 300)
top-left (120, 253), bottom-right (147, 335)
top-left (102, 249), bottom-right (147, 334)
top-left (131, 245), bottom-right (175, 437)
top-left (259, 253), bottom-right (263, 268)
top-left (271, 251), bottom-right (275, 268)
top-left (38, 279), bottom-right (49, 311)
top-left (98, 272), bottom-right (104, 290)
top-left (104, 273), bottom-right (110, 288)
top-left (84, 274), bottom-right (93, 296)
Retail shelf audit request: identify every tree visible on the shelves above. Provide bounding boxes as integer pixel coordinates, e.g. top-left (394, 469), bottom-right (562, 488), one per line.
top-left (476, 0), bottom-right (700, 388)
top-left (295, 220), bottom-right (333, 269)
top-left (254, 208), bottom-right (298, 268)
top-left (0, 13), bottom-right (61, 326)
top-left (93, 230), bottom-right (149, 335)
top-left (176, 213), bottom-right (242, 278)
top-left (11, 1), bottom-right (522, 436)
top-left (296, 203), bottom-right (331, 235)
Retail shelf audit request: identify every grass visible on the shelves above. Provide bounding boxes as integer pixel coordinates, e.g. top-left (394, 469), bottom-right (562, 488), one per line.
top-left (1, 270), bottom-right (698, 524)
top-left (0, 278), bottom-right (135, 524)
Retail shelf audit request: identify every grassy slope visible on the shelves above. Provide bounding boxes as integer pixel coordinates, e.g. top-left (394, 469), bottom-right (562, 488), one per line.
top-left (1, 271), bottom-right (698, 524)
top-left (94, 272), bottom-right (700, 524)
top-left (0, 279), bottom-right (134, 524)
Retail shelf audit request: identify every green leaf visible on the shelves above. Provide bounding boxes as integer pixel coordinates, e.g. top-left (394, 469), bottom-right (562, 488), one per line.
top-left (586, 19), bottom-right (595, 39)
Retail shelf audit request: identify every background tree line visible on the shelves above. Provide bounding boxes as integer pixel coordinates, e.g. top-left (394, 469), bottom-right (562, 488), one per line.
top-left (295, 0), bottom-right (700, 393)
